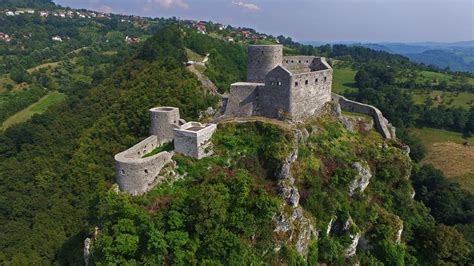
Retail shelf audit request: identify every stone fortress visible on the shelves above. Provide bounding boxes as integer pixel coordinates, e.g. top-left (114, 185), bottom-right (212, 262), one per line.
top-left (115, 45), bottom-right (394, 195)
top-left (115, 107), bottom-right (216, 195)
top-left (225, 45), bottom-right (333, 121)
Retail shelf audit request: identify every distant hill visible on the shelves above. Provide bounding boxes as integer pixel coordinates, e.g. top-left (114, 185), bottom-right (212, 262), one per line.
top-left (303, 40), bottom-right (474, 73)
top-left (0, 0), bottom-right (55, 8)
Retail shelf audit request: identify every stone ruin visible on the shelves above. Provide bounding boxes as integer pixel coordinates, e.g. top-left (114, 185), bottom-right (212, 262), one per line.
top-left (115, 45), bottom-right (396, 196)
top-left (114, 107), bottom-right (216, 195)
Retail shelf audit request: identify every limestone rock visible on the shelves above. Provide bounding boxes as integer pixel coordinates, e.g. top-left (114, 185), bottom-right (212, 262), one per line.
top-left (344, 233), bottom-right (361, 258)
top-left (273, 206), bottom-right (318, 258)
top-left (326, 216), bottom-right (336, 236)
top-left (349, 162), bottom-right (372, 196)
top-left (84, 238), bottom-right (91, 266)
top-left (279, 184), bottom-right (300, 207)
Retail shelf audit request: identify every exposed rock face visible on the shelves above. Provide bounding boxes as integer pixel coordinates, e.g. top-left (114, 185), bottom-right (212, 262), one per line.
top-left (84, 238), bottom-right (91, 266)
top-left (349, 162), bottom-right (372, 196)
top-left (345, 233), bottom-right (361, 258)
top-left (273, 206), bottom-right (318, 257)
top-left (326, 216), bottom-right (336, 236)
top-left (341, 116), bottom-right (374, 133)
top-left (277, 147), bottom-right (300, 207)
top-left (273, 141), bottom-right (318, 258)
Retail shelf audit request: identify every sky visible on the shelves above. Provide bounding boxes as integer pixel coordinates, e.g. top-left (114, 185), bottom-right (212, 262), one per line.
top-left (53, 0), bottom-right (474, 43)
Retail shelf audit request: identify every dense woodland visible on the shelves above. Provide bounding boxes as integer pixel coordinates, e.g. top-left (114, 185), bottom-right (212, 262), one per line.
top-left (0, 0), bottom-right (473, 264)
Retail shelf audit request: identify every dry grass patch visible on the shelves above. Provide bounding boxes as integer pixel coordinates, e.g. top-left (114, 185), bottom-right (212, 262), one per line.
top-left (423, 142), bottom-right (474, 192)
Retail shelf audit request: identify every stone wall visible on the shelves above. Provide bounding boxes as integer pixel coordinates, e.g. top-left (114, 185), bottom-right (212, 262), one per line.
top-left (224, 82), bottom-right (263, 117)
top-left (332, 93), bottom-right (395, 139)
top-left (290, 69), bottom-right (333, 121)
top-left (174, 122), bottom-right (217, 159)
top-left (115, 135), bottom-right (173, 195)
top-left (247, 45), bottom-right (283, 83)
top-left (150, 107), bottom-right (181, 144)
top-left (258, 66), bottom-right (292, 119)
top-left (282, 56), bottom-right (316, 70)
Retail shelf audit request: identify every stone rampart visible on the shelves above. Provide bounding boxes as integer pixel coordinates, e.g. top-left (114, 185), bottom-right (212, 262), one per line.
top-left (283, 56), bottom-right (317, 70)
top-left (224, 82), bottom-right (263, 117)
top-left (332, 93), bottom-right (395, 139)
top-left (290, 69), bottom-right (333, 121)
top-left (115, 135), bottom-right (173, 195)
top-left (174, 122), bottom-right (217, 159)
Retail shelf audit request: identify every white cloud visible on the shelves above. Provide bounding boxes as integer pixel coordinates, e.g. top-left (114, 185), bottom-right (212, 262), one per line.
top-left (147, 0), bottom-right (189, 9)
top-left (232, 0), bottom-right (260, 11)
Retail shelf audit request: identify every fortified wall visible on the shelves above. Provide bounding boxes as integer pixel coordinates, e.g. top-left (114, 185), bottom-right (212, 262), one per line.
top-left (332, 93), bottom-right (396, 139)
top-left (223, 44), bottom-right (394, 139)
top-left (224, 45), bottom-right (333, 121)
top-left (115, 107), bottom-right (217, 195)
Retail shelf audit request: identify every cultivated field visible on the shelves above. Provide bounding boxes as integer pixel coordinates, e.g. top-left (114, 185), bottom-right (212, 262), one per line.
top-left (409, 127), bottom-right (474, 192)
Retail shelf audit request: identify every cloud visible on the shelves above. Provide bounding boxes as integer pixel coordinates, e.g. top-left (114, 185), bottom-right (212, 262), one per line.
top-left (232, 0), bottom-right (260, 11)
top-left (147, 0), bottom-right (189, 9)
top-left (99, 5), bottom-right (113, 13)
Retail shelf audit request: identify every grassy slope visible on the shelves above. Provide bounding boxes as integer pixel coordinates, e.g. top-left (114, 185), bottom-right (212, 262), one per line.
top-left (1, 91), bottom-right (66, 130)
top-left (409, 127), bottom-right (474, 192)
top-left (404, 89), bottom-right (474, 109)
top-left (332, 67), bottom-right (358, 94)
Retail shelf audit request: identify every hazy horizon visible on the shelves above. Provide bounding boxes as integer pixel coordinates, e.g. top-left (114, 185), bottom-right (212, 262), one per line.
top-left (53, 0), bottom-right (473, 43)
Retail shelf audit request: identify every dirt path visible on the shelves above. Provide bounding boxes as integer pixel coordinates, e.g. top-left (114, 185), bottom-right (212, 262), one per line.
top-left (186, 64), bottom-right (218, 95)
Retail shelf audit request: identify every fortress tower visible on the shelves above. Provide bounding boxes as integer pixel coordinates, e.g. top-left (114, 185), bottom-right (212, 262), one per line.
top-left (246, 45), bottom-right (283, 83)
top-left (149, 107), bottom-right (180, 144)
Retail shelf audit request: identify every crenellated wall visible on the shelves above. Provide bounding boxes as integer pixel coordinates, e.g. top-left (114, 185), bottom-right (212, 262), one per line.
top-left (115, 135), bottom-right (173, 196)
top-left (332, 93), bottom-right (396, 139)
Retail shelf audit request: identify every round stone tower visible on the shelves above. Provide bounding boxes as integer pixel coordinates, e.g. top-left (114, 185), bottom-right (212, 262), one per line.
top-left (150, 107), bottom-right (180, 144)
top-left (246, 45), bottom-right (283, 83)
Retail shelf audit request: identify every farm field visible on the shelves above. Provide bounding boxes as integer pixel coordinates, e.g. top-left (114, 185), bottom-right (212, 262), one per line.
top-left (404, 89), bottom-right (474, 109)
top-left (409, 127), bottom-right (474, 192)
top-left (1, 91), bottom-right (66, 130)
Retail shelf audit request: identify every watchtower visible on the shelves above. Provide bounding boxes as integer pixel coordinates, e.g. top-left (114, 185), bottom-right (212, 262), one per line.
top-left (246, 45), bottom-right (283, 83)
top-left (149, 107), bottom-right (180, 144)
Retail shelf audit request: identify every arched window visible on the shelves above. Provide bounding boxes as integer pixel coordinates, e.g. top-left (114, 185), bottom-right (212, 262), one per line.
top-left (324, 77), bottom-right (327, 82)
top-left (144, 169), bottom-right (149, 175)
top-left (121, 169), bottom-right (125, 175)
top-left (295, 82), bottom-right (299, 87)
top-left (315, 78), bottom-right (319, 83)
top-left (305, 80), bottom-right (309, 85)
top-left (277, 81), bottom-right (282, 86)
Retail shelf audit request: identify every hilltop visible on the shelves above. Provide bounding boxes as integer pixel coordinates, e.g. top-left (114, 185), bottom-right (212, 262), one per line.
top-left (0, 1), bottom-right (473, 264)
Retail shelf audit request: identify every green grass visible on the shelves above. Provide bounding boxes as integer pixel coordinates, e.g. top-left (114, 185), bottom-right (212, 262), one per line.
top-left (399, 70), bottom-right (474, 86)
top-left (404, 89), bottom-right (474, 109)
top-left (1, 91), bottom-right (66, 130)
top-left (409, 127), bottom-right (474, 146)
top-left (332, 67), bottom-right (358, 94)
top-left (185, 48), bottom-right (205, 62)
top-left (142, 141), bottom-right (174, 158)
